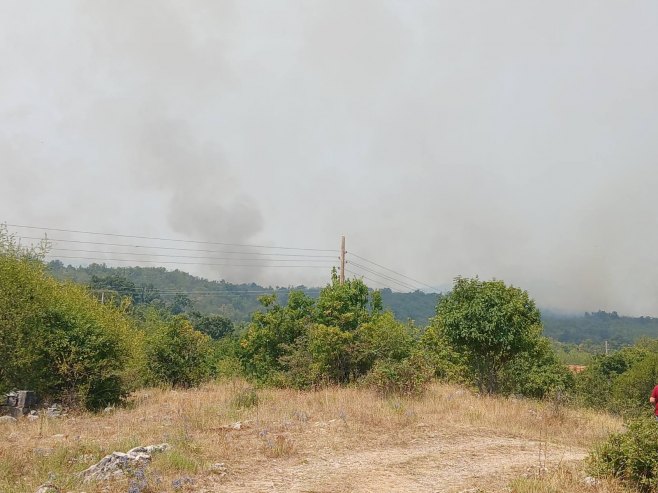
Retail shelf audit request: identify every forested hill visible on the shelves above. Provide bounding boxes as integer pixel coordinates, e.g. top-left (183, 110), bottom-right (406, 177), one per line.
top-left (542, 310), bottom-right (658, 348)
top-left (47, 262), bottom-right (658, 345)
top-left (47, 262), bottom-right (440, 326)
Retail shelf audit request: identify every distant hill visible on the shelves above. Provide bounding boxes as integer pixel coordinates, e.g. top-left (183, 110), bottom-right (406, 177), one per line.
top-left (47, 262), bottom-right (658, 345)
top-left (46, 261), bottom-right (440, 327)
top-left (542, 310), bottom-right (658, 348)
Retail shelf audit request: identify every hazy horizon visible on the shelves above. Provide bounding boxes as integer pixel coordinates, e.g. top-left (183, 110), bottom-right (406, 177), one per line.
top-left (3, 1), bottom-right (658, 316)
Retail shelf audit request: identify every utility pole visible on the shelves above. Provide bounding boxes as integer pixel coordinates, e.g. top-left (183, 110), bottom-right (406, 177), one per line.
top-left (339, 235), bottom-right (346, 285)
top-left (605, 340), bottom-right (609, 356)
top-left (101, 290), bottom-right (105, 304)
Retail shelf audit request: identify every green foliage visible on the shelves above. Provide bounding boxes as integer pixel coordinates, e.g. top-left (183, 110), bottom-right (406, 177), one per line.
top-left (239, 291), bottom-right (314, 383)
top-left (240, 275), bottom-right (417, 388)
top-left (0, 227), bottom-right (143, 409)
top-left (589, 419), bottom-right (658, 492)
top-left (575, 344), bottom-right (653, 413)
top-left (315, 272), bottom-right (371, 331)
top-left (610, 352), bottom-right (658, 417)
top-left (363, 352), bottom-right (434, 397)
top-left (436, 277), bottom-right (542, 394)
top-left (145, 316), bottom-right (213, 388)
top-left (230, 387), bottom-right (259, 409)
top-left (189, 312), bottom-right (234, 340)
top-left (500, 336), bottom-right (574, 399)
top-left (353, 312), bottom-right (416, 373)
top-left (419, 320), bottom-right (469, 382)
top-left (544, 310), bottom-right (658, 347)
top-left (306, 323), bottom-right (354, 384)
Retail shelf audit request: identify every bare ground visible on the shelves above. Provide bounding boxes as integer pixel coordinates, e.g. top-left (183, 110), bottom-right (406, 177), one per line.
top-left (203, 427), bottom-right (585, 493)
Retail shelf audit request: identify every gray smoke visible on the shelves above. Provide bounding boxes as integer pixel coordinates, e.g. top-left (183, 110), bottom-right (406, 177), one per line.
top-left (2, 1), bottom-right (658, 313)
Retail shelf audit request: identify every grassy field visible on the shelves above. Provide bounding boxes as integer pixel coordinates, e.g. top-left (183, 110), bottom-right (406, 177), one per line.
top-left (0, 381), bottom-right (630, 493)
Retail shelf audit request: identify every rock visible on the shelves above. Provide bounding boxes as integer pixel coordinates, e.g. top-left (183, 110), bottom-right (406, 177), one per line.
top-left (220, 421), bottom-right (245, 430)
top-left (35, 484), bottom-right (60, 493)
top-left (583, 476), bottom-right (598, 486)
top-left (0, 416), bottom-right (17, 424)
top-left (81, 443), bottom-right (171, 482)
top-left (28, 413), bottom-right (40, 422)
top-left (210, 462), bottom-right (228, 475)
top-left (46, 404), bottom-right (63, 418)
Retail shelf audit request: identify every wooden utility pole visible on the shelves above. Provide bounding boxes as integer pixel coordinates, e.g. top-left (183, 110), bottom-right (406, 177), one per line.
top-left (605, 340), bottom-right (609, 356)
top-left (339, 235), bottom-right (346, 285)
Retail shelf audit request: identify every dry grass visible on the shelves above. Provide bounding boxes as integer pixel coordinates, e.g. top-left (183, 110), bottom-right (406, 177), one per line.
top-left (0, 381), bottom-right (624, 493)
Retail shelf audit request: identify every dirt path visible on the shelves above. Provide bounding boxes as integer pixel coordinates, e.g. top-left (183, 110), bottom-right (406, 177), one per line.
top-left (207, 432), bottom-right (585, 493)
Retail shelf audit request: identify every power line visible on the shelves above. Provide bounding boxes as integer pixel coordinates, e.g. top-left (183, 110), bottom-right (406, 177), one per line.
top-left (347, 251), bottom-right (438, 291)
top-left (18, 236), bottom-right (337, 258)
top-left (48, 247), bottom-right (337, 263)
top-left (7, 223), bottom-right (337, 252)
top-left (344, 269), bottom-right (394, 290)
top-left (347, 261), bottom-right (418, 291)
top-left (46, 254), bottom-right (336, 269)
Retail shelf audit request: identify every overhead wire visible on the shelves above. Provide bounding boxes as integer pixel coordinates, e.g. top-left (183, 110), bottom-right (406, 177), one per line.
top-left (18, 236), bottom-right (336, 258)
top-left (46, 254), bottom-right (336, 268)
top-left (347, 251), bottom-right (438, 291)
top-left (48, 247), bottom-right (337, 263)
top-left (7, 223), bottom-right (337, 252)
top-left (347, 261), bottom-right (419, 291)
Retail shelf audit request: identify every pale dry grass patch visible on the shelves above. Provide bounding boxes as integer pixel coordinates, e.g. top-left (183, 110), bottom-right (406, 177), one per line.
top-left (0, 380), bottom-right (624, 493)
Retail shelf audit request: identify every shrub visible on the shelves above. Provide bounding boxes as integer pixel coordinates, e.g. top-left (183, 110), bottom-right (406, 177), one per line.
top-left (500, 336), bottom-right (574, 399)
top-left (230, 387), bottom-right (259, 409)
top-left (146, 316), bottom-right (213, 388)
top-left (589, 419), bottom-right (658, 492)
top-left (363, 353), bottom-right (433, 397)
top-left (0, 228), bottom-right (144, 409)
top-left (353, 312), bottom-right (415, 373)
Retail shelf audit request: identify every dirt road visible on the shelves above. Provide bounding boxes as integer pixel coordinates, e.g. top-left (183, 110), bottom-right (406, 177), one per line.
top-left (207, 429), bottom-right (585, 493)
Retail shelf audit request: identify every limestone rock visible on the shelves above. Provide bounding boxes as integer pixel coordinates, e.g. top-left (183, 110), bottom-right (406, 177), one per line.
top-left (0, 415), bottom-right (17, 424)
top-left (80, 443), bottom-right (171, 482)
top-left (35, 484), bottom-right (59, 493)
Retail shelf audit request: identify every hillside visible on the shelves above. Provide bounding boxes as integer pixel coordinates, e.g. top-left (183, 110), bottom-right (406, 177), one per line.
top-left (46, 261), bottom-right (440, 326)
top-left (0, 381), bottom-right (623, 493)
top-left (47, 262), bottom-right (658, 346)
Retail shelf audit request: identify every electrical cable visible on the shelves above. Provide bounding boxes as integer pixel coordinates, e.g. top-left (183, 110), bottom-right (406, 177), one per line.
top-left (347, 251), bottom-right (438, 291)
top-left (48, 247), bottom-right (337, 263)
top-left (347, 261), bottom-right (418, 291)
top-left (46, 254), bottom-right (336, 268)
top-left (18, 236), bottom-right (336, 258)
top-left (7, 223), bottom-right (337, 252)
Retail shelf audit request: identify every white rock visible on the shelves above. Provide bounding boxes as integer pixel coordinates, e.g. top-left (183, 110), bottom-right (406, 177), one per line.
top-left (35, 484), bottom-right (59, 493)
top-left (81, 443), bottom-right (171, 482)
top-left (583, 476), bottom-right (598, 486)
top-left (0, 416), bottom-right (17, 424)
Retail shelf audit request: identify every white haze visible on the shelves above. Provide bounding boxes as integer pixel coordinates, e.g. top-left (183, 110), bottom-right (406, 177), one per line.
top-left (1, 1), bottom-right (658, 315)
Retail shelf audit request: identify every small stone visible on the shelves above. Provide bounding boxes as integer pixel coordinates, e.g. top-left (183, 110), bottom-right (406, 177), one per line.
top-left (583, 476), bottom-right (598, 486)
top-left (0, 415), bottom-right (17, 424)
top-left (35, 484), bottom-right (60, 493)
top-left (210, 462), bottom-right (227, 474)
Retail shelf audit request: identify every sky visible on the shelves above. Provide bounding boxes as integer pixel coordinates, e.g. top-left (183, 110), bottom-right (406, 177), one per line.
top-left (2, 1), bottom-right (658, 315)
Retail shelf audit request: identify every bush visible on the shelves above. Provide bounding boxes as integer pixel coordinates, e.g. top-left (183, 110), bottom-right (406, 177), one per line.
top-left (363, 353), bottom-right (433, 397)
top-left (0, 228), bottom-right (144, 409)
top-left (589, 419), bottom-right (658, 492)
top-left (500, 337), bottom-right (574, 399)
top-left (146, 316), bottom-right (213, 387)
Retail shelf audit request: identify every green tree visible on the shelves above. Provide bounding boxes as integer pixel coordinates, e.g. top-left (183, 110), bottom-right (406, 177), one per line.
top-left (146, 316), bottom-right (213, 387)
top-left (0, 226), bottom-right (144, 409)
top-left (315, 271), bottom-right (371, 331)
top-left (239, 291), bottom-right (315, 383)
top-left (436, 277), bottom-right (542, 394)
top-left (189, 312), bottom-right (234, 340)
